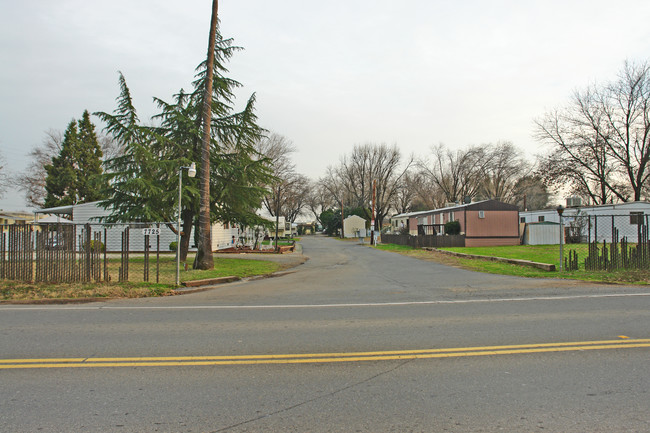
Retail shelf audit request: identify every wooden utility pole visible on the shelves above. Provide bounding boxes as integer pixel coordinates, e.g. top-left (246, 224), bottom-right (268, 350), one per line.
top-left (370, 179), bottom-right (377, 245)
top-left (340, 199), bottom-right (344, 239)
top-left (195, 0), bottom-right (218, 270)
top-left (275, 185), bottom-right (281, 250)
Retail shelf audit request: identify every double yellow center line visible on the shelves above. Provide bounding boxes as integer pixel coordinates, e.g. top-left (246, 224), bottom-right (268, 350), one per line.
top-left (2, 339), bottom-right (649, 369)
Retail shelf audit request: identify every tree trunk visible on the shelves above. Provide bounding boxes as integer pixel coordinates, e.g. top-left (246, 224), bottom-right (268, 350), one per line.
top-left (194, 0), bottom-right (218, 270)
top-left (180, 211), bottom-right (193, 262)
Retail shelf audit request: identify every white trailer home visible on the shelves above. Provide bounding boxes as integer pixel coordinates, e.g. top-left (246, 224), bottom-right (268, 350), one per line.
top-left (35, 201), bottom-right (264, 252)
top-left (519, 201), bottom-right (650, 244)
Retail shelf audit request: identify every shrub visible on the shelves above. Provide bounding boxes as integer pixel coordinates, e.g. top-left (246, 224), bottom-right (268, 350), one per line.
top-left (81, 240), bottom-right (105, 252)
top-left (444, 220), bottom-right (461, 235)
top-left (169, 241), bottom-right (178, 251)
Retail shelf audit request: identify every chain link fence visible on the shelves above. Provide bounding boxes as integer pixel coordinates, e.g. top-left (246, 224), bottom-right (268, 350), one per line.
top-left (0, 222), bottom-right (179, 284)
top-left (561, 213), bottom-right (650, 271)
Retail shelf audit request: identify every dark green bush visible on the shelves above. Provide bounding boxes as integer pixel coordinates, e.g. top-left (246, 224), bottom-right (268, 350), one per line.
top-left (82, 240), bottom-right (105, 252)
top-left (444, 220), bottom-right (461, 235)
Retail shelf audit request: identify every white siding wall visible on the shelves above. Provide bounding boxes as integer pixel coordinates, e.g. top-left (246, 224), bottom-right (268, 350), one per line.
top-left (343, 215), bottom-right (366, 238)
top-left (520, 202), bottom-right (650, 243)
top-left (69, 202), bottom-right (178, 252)
top-left (524, 223), bottom-right (562, 245)
top-left (65, 202), bottom-right (265, 252)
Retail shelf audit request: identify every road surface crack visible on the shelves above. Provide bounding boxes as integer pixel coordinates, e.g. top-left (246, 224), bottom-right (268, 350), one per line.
top-left (210, 359), bottom-right (414, 432)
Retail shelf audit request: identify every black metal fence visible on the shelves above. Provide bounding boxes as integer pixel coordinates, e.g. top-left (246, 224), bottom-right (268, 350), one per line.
top-left (562, 213), bottom-right (650, 271)
top-left (417, 224), bottom-right (445, 236)
top-left (381, 234), bottom-right (466, 248)
top-left (0, 223), bottom-right (171, 284)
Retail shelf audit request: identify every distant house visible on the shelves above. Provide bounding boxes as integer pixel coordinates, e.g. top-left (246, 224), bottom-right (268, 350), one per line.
top-left (391, 200), bottom-right (520, 247)
top-left (296, 222), bottom-right (316, 235)
top-left (343, 215), bottom-right (367, 238)
top-left (390, 210), bottom-right (427, 236)
top-left (0, 212), bottom-right (33, 225)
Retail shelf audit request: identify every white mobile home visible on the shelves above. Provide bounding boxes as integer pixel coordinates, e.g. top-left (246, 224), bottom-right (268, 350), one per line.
top-left (520, 201), bottom-right (650, 244)
top-left (390, 210), bottom-right (428, 236)
top-left (35, 201), bottom-right (264, 252)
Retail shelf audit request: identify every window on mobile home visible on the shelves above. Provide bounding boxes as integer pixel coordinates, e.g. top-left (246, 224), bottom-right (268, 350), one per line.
top-left (630, 212), bottom-right (644, 225)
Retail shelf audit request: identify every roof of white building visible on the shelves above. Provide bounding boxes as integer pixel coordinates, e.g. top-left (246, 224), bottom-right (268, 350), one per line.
top-left (392, 199), bottom-right (518, 219)
top-left (520, 201), bottom-right (650, 215)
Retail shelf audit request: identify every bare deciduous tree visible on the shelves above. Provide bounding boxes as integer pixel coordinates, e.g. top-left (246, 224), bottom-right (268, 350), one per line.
top-left (15, 129), bottom-right (62, 208)
top-left (16, 130), bottom-right (119, 209)
top-left (306, 180), bottom-right (336, 226)
top-left (282, 173), bottom-right (310, 224)
top-left (256, 133), bottom-right (295, 216)
top-left (536, 61), bottom-right (650, 203)
top-left (327, 143), bottom-right (412, 228)
top-left (393, 171), bottom-right (444, 213)
top-left (418, 144), bottom-right (488, 204)
top-left (511, 175), bottom-right (550, 211)
top-left (479, 141), bottom-right (529, 202)
top-left (536, 106), bottom-right (620, 204)
top-left (0, 150), bottom-right (6, 200)
top-left (255, 133), bottom-right (310, 230)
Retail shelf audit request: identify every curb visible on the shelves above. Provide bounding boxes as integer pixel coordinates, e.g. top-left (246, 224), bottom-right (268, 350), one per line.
top-left (181, 276), bottom-right (241, 287)
top-left (0, 297), bottom-right (118, 305)
top-left (427, 248), bottom-right (556, 271)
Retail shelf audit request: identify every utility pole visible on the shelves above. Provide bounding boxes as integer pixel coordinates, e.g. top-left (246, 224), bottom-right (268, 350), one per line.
top-left (370, 179), bottom-right (376, 245)
top-left (557, 205), bottom-right (564, 271)
top-left (340, 199), bottom-right (344, 239)
top-left (275, 185), bottom-right (281, 250)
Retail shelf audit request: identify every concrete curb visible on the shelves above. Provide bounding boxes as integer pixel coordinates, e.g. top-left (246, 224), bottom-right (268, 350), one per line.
top-left (170, 270), bottom-right (300, 296)
top-left (0, 297), bottom-right (118, 305)
top-left (426, 248), bottom-right (556, 272)
top-left (181, 276), bottom-right (241, 287)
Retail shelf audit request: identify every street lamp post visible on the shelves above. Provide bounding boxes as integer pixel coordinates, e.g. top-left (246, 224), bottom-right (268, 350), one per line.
top-left (557, 205), bottom-right (564, 272)
top-left (177, 162), bottom-right (196, 286)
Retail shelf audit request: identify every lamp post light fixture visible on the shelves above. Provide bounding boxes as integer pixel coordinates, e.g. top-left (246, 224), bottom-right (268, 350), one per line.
top-left (556, 205), bottom-right (564, 271)
top-left (177, 162), bottom-right (196, 286)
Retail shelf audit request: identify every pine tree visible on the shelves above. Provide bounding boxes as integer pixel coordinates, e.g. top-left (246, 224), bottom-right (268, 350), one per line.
top-left (95, 35), bottom-right (274, 262)
top-left (43, 112), bottom-right (107, 208)
top-left (76, 110), bottom-right (106, 202)
top-left (95, 72), bottom-right (172, 223)
top-left (44, 120), bottom-right (78, 208)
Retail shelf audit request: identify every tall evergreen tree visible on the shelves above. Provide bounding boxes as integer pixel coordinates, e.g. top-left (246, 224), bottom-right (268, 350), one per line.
top-left (96, 25), bottom-right (273, 263)
top-left (95, 72), bottom-right (173, 223)
top-left (76, 110), bottom-right (106, 201)
top-left (44, 120), bottom-right (79, 208)
top-left (43, 112), bottom-right (106, 208)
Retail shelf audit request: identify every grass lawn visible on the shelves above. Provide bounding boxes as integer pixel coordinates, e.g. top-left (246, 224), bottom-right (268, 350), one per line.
top-left (261, 240), bottom-right (297, 246)
top-left (375, 243), bottom-right (650, 285)
top-left (0, 254), bottom-right (282, 301)
top-left (440, 245), bottom-right (563, 266)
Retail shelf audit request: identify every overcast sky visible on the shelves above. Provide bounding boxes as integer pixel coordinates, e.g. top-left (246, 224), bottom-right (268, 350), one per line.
top-left (2, 0), bottom-right (650, 211)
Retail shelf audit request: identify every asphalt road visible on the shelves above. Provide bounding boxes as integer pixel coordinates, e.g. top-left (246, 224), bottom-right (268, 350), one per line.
top-left (1, 235), bottom-right (649, 432)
